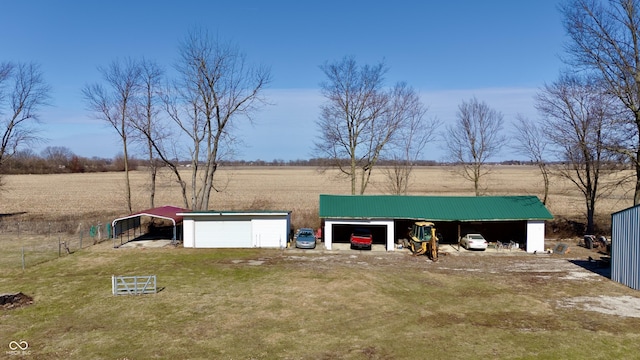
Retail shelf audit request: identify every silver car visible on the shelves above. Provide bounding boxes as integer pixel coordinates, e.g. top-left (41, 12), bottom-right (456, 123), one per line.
top-left (295, 228), bottom-right (316, 249)
top-left (460, 233), bottom-right (488, 250)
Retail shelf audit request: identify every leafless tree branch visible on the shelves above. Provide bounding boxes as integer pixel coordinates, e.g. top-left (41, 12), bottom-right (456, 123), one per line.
top-left (444, 97), bottom-right (507, 195)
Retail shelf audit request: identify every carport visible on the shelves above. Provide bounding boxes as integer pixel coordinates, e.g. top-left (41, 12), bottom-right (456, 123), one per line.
top-left (319, 195), bottom-right (553, 253)
top-left (112, 205), bottom-right (189, 244)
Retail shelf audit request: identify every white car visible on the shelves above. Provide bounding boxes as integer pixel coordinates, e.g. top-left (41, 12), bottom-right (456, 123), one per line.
top-left (460, 234), bottom-right (488, 250)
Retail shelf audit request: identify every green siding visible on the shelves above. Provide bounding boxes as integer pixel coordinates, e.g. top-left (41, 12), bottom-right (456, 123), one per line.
top-left (319, 195), bottom-right (553, 221)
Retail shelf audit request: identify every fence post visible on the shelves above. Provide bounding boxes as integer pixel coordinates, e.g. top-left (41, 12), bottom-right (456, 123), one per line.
top-left (79, 230), bottom-right (83, 250)
top-left (21, 246), bottom-right (25, 270)
top-left (58, 237), bottom-right (61, 257)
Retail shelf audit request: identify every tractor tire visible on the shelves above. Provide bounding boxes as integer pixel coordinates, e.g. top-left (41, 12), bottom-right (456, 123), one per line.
top-left (585, 237), bottom-right (593, 249)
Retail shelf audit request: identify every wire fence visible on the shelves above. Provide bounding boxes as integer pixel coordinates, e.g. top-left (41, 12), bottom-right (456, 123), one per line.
top-left (0, 220), bottom-right (113, 270)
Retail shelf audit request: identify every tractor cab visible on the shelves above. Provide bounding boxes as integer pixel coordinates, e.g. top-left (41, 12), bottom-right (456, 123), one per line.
top-left (411, 221), bottom-right (434, 243)
top-left (407, 221), bottom-right (438, 261)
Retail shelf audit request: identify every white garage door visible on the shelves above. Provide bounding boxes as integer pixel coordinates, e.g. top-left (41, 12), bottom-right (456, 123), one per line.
top-left (194, 220), bottom-right (252, 248)
top-left (252, 219), bottom-right (285, 248)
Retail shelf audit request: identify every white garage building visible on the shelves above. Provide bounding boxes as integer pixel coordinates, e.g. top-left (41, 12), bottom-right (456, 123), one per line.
top-left (320, 195), bottom-right (553, 253)
top-left (180, 211), bottom-right (291, 249)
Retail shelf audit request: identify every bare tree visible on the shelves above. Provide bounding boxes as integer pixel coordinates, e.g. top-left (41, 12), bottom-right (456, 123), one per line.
top-left (131, 59), bottom-right (164, 208)
top-left (444, 97), bottom-right (507, 195)
top-left (166, 29), bottom-right (270, 210)
top-left (133, 91), bottom-right (190, 208)
top-left (561, 0), bottom-right (640, 205)
top-left (383, 91), bottom-right (440, 195)
top-left (132, 78), bottom-right (192, 209)
top-left (41, 146), bottom-right (74, 168)
top-left (83, 58), bottom-right (141, 213)
top-left (0, 62), bottom-right (50, 172)
top-left (6, 149), bottom-right (41, 173)
top-left (536, 74), bottom-right (619, 234)
top-left (315, 57), bottom-right (425, 195)
top-left (512, 114), bottom-right (551, 204)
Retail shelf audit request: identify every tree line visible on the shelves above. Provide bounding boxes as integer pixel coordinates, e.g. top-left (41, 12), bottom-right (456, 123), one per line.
top-left (5, 141), bottom-right (557, 175)
top-left (3, 151), bottom-right (594, 174)
top-left (1, 151), bottom-right (450, 174)
top-left (1, 0), bottom-right (640, 235)
top-left (1, 146), bottom-right (141, 174)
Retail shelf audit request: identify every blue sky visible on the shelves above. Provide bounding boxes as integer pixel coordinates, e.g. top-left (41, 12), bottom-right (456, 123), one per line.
top-left (0, 0), bottom-right (566, 161)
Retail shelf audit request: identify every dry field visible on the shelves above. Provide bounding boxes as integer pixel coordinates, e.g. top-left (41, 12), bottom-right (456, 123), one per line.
top-left (0, 165), bottom-right (634, 230)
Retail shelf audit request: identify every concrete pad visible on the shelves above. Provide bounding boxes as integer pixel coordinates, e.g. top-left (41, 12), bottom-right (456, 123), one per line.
top-left (118, 239), bottom-right (173, 248)
top-left (329, 243), bottom-right (388, 252)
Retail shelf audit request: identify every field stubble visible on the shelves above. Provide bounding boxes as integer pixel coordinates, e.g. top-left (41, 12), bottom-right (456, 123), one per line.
top-left (0, 165), bottom-right (634, 231)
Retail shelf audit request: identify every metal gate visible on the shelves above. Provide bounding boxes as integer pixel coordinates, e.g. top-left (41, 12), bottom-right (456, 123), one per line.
top-left (111, 275), bottom-right (157, 295)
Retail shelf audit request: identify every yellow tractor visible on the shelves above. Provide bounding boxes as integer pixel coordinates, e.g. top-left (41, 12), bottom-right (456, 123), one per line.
top-left (406, 221), bottom-right (439, 261)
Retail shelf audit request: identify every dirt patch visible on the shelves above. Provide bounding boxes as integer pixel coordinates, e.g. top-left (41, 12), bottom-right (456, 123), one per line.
top-left (278, 245), bottom-right (637, 319)
top-left (0, 292), bottom-right (33, 310)
top-left (231, 259), bottom-right (266, 266)
top-left (557, 295), bottom-right (640, 318)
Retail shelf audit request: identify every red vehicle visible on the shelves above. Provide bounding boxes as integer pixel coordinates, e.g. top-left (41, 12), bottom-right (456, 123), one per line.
top-left (350, 228), bottom-right (372, 249)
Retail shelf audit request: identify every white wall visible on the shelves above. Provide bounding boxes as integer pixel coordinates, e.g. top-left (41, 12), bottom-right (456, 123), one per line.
top-left (183, 218), bottom-right (195, 247)
top-left (181, 212), bottom-right (290, 248)
top-left (252, 218), bottom-right (288, 248)
top-left (526, 221), bottom-right (546, 253)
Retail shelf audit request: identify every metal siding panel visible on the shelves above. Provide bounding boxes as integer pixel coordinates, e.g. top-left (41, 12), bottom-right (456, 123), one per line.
top-left (632, 208), bottom-right (640, 290)
top-left (194, 220), bottom-right (252, 248)
top-left (612, 210), bottom-right (623, 285)
top-left (612, 206), bottom-right (640, 290)
top-left (626, 208), bottom-right (637, 289)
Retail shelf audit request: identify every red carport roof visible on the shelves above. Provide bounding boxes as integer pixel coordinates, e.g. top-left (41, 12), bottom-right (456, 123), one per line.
top-left (125, 205), bottom-right (191, 223)
top-left (112, 205), bottom-right (191, 229)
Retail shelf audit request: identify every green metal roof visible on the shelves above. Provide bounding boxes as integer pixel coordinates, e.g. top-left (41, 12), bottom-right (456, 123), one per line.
top-left (319, 195), bottom-right (553, 221)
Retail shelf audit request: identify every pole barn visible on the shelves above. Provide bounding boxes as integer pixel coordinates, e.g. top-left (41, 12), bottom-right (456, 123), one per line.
top-left (319, 195), bottom-right (553, 253)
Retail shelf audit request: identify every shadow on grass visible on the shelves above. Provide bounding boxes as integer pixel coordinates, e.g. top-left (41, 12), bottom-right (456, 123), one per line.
top-left (569, 258), bottom-right (611, 279)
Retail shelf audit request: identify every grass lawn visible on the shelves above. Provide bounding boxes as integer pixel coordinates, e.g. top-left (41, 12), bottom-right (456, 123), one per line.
top-left (2, 242), bottom-right (640, 359)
